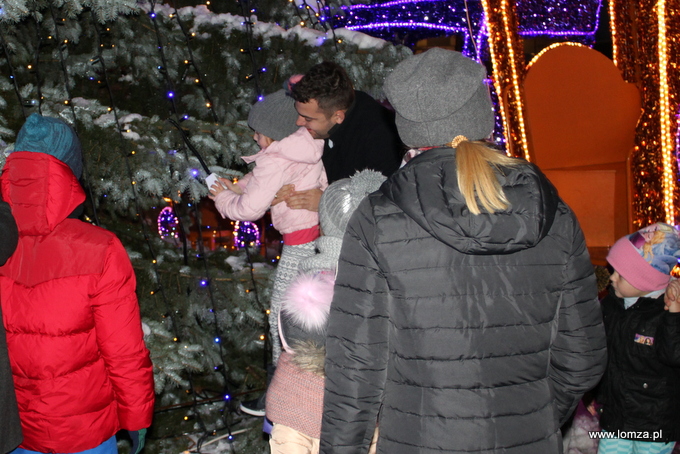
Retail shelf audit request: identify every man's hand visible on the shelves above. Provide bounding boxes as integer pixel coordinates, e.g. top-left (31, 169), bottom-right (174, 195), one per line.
top-left (285, 188), bottom-right (322, 212)
top-left (271, 185), bottom-right (322, 212)
top-left (271, 184), bottom-right (296, 206)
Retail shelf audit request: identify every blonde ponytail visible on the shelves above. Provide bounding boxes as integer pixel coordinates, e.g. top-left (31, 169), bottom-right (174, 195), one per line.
top-left (455, 139), bottom-right (520, 215)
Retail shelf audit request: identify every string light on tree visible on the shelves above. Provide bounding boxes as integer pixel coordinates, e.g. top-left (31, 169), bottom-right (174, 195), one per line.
top-left (157, 206), bottom-right (179, 239)
top-left (233, 221), bottom-right (261, 249)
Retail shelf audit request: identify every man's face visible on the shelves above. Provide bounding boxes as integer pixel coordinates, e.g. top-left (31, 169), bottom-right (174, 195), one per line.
top-left (295, 99), bottom-right (343, 140)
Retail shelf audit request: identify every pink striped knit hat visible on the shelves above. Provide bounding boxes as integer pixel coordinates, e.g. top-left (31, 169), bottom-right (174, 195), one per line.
top-left (606, 222), bottom-right (680, 292)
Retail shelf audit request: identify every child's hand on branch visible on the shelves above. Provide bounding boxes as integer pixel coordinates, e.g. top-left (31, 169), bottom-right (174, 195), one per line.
top-left (208, 181), bottom-right (223, 200)
top-left (208, 178), bottom-right (242, 200)
top-left (220, 178), bottom-right (243, 195)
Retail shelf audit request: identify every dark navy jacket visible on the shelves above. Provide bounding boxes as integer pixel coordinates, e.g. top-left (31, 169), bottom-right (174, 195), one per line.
top-left (598, 290), bottom-right (680, 442)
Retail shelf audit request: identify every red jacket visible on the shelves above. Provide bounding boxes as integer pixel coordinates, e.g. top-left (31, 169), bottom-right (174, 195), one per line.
top-left (0, 152), bottom-right (155, 453)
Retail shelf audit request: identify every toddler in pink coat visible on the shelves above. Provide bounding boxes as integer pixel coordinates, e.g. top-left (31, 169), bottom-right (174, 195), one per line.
top-left (209, 89), bottom-right (327, 370)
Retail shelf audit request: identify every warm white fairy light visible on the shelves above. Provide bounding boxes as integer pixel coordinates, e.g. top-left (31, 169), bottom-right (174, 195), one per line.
top-left (480, 0), bottom-right (529, 160)
top-left (499, 0), bottom-right (529, 161)
top-left (526, 42), bottom-right (587, 70)
top-left (480, 0), bottom-right (511, 156)
top-left (609, 0), bottom-right (619, 66)
top-left (656, 0), bottom-right (674, 223)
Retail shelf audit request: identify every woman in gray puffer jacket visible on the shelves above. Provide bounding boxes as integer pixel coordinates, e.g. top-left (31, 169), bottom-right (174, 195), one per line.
top-left (319, 48), bottom-right (607, 454)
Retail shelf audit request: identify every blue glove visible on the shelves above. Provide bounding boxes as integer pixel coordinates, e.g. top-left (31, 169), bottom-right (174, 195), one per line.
top-left (128, 428), bottom-right (147, 454)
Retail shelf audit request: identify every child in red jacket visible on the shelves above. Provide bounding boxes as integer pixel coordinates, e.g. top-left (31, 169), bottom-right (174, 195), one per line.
top-left (0, 113), bottom-right (154, 454)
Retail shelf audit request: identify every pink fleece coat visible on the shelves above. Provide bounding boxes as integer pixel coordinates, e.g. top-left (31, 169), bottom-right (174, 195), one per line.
top-left (213, 127), bottom-right (326, 234)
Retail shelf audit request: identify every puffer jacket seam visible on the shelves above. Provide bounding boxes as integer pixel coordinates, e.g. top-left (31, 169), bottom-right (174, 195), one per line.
top-left (384, 398), bottom-right (553, 419)
top-left (11, 355), bottom-right (101, 379)
top-left (397, 291), bottom-right (558, 301)
top-left (387, 376), bottom-right (548, 389)
top-left (390, 348), bottom-right (550, 361)
top-left (4, 329), bottom-right (94, 337)
top-left (377, 428), bottom-right (558, 452)
top-left (19, 398), bottom-right (114, 418)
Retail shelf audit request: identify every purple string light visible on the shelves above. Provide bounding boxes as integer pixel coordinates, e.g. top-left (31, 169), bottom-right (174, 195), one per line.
top-left (233, 221), bottom-right (261, 249)
top-left (158, 206), bottom-right (180, 239)
top-left (336, 0), bottom-right (603, 55)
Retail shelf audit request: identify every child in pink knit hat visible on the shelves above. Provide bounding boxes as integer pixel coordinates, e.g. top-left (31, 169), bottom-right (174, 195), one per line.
top-left (594, 222), bottom-right (680, 454)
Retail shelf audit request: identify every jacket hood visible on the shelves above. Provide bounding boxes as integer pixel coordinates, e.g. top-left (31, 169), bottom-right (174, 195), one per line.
top-left (242, 127), bottom-right (323, 165)
top-left (381, 148), bottom-right (559, 254)
top-left (1, 152), bottom-right (85, 236)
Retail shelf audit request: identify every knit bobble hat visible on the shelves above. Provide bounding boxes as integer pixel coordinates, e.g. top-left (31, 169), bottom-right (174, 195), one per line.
top-left (14, 113), bottom-right (83, 178)
top-left (607, 222), bottom-right (680, 292)
top-left (384, 47), bottom-right (495, 148)
top-left (247, 89), bottom-right (299, 142)
top-left (281, 169), bottom-right (386, 359)
top-left (299, 169), bottom-right (387, 274)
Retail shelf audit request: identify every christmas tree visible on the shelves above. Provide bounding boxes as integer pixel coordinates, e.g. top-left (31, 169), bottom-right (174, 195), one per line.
top-left (0, 0), bottom-right (411, 451)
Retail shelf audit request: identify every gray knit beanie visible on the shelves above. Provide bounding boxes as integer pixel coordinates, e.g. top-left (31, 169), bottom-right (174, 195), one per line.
top-left (299, 170), bottom-right (386, 273)
top-left (384, 47), bottom-right (494, 148)
top-left (14, 113), bottom-right (83, 178)
top-left (247, 89), bottom-right (299, 141)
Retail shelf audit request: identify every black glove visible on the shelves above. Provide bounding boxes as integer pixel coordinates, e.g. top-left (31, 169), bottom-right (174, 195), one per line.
top-left (128, 428), bottom-right (147, 454)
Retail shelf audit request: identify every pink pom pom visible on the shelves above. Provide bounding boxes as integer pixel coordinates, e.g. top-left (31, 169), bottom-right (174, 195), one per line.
top-left (282, 272), bottom-right (334, 332)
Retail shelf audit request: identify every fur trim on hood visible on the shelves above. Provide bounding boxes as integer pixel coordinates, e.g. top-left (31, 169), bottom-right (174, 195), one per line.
top-left (289, 340), bottom-right (326, 376)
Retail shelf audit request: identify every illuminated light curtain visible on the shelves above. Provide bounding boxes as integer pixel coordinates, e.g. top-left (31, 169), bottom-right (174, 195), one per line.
top-left (339, 0), bottom-right (602, 52)
top-left (340, 0), bottom-right (487, 58)
top-left (611, 0), bottom-right (680, 227)
top-left (480, 0), bottom-right (530, 159)
top-left (515, 0), bottom-right (602, 43)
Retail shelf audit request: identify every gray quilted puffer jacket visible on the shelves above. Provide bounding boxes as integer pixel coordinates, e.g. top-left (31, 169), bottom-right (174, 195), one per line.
top-left (320, 148), bottom-right (607, 454)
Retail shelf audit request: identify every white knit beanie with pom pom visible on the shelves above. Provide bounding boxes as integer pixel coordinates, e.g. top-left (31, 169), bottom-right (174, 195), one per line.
top-left (299, 169), bottom-right (387, 274)
top-left (280, 169), bottom-right (387, 351)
